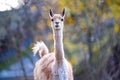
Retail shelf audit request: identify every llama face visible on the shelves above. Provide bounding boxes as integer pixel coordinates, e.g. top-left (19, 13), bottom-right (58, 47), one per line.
top-left (49, 9), bottom-right (65, 30)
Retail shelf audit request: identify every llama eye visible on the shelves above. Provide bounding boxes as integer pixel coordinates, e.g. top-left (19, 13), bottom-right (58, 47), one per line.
top-left (61, 19), bottom-right (64, 21)
top-left (51, 19), bottom-right (54, 21)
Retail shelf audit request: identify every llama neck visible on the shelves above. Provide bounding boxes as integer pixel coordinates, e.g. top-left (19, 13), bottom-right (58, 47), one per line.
top-left (53, 29), bottom-right (65, 62)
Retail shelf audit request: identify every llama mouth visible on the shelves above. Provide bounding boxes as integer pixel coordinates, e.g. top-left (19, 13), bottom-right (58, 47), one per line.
top-left (55, 25), bottom-right (59, 27)
top-left (55, 25), bottom-right (60, 29)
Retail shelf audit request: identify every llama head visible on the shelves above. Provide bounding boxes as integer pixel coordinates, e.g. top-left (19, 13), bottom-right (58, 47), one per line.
top-left (49, 8), bottom-right (66, 30)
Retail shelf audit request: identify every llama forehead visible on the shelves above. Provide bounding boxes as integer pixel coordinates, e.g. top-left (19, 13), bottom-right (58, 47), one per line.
top-left (52, 14), bottom-right (63, 19)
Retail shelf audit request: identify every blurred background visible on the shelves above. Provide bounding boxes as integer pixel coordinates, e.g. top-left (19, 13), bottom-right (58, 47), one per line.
top-left (0, 0), bottom-right (120, 80)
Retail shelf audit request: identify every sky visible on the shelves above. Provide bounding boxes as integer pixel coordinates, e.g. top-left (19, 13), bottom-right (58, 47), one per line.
top-left (0, 0), bottom-right (24, 11)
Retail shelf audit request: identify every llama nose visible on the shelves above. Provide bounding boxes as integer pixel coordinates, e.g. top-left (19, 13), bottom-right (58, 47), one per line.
top-left (55, 22), bottom-right (59, 24)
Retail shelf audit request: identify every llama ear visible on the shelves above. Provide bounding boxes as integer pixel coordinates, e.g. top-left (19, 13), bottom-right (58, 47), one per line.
top-left (61, 8), bottom-right (66, 17)
top-left (49, 9), bottom-right (54, 18)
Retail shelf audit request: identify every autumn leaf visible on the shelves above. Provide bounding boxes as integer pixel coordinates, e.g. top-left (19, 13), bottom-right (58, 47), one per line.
top-left (70, 55), bottom-right (77, 65)
top-left (114, 24), bottom-right (119, 33)
top-left (30, 5), bottom-right (37, 12)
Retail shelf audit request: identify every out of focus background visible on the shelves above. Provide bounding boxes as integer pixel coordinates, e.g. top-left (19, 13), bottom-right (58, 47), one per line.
top-left (0, 0), bottom-right (120, 80)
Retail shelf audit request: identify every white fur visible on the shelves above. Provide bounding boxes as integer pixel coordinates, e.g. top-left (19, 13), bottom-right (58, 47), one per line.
top-left (32, 41), bottom-right (48, 56)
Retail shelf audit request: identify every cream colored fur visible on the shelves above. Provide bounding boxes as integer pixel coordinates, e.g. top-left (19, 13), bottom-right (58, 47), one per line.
top-left (32, 8), bottom-right (73, 80)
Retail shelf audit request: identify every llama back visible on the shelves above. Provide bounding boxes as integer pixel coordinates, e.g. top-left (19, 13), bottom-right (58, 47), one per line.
top-left (34, 53), bottom-right (55, 80)
top-left (32, 41), bottom-right (49, 57)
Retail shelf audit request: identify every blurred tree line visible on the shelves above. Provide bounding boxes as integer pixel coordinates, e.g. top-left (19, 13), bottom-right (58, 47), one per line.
top-left (0, 0), bottom-right (120, 80)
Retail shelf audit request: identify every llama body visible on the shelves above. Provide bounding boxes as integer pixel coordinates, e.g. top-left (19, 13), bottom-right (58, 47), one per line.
top-left (32, 8), bottom-right (73, 80)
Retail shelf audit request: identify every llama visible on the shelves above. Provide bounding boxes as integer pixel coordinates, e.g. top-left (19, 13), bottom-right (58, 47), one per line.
top-left (32, 8), bottom-right (73, 80)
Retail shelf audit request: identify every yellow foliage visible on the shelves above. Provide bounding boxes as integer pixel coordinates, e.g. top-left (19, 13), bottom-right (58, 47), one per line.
top-left (64, 38), bottom-right (76, 50)
top-left (106, 0), bottom-right (112, 6)
top-left (47, 20), bottom-right (51, 27)
top-left (42, 5), bottom-right (50, 11)
top-left (102, 12), bottom-right (113, 22)
top-left (30, 5), bottom-right (37, 12)
top-left (101, 37), bottom-right (108, 46)
top-left (116, 0), bottom-right (120, 4)
top-left (107, 48), bottom-right (111, 53)
top-left (96, 8), bottom-right (102, 16)
top-left (102, 13), bottom-right (109, 21)
top-left (70, 55), bottom-right (77, 65)
top-left (66, 16), bottom-right (75, 24)
top-left (84, 45), bottom-right (88, 53)
top-left (59, 0), bottom-right (66, 7)
top-left (80, 20), bottom-right (87, 32)
top-left (34, 35), bottom-right (43, 41)
top-left (93, 44), bottom-right (99, 53)
top-left (114, 24), bottom-right (120, 33)
top-left (58, 0), bottom-right (84, 13)
top-left (37, 20), bottom-right (45, 29)
top-left (77, 1), bottom-right (85, 11)
top-left (79, 42), bottom-right (83, 48)
top-left (48, 33), bottom-right (53, 41)
top-left (30, 43), bottom-right (33, 49)
top-left (110, 4), bottom-right (120, 19)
